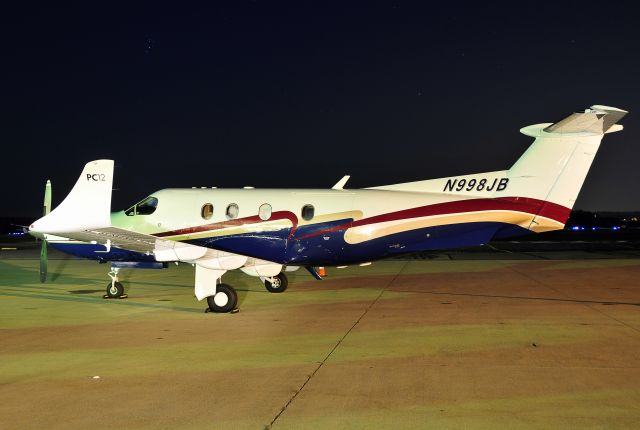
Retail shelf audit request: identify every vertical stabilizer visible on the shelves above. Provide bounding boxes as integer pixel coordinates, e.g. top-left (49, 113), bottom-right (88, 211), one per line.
top-left (508, 105), bottom-right (627, 229)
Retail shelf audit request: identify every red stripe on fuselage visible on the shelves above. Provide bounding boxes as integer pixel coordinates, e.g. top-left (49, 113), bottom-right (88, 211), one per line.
top-left (293, 197), bottom-right (571, 241)
top-left (351, 197), bottom-right (570, 227)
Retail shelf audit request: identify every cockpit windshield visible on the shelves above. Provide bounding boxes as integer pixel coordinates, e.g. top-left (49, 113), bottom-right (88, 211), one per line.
top-left (125, 196), bottom-right (158, 216)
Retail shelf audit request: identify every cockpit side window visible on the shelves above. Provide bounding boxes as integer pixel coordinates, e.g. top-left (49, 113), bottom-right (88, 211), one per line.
top-left (125, 196), bottom-right (159, 216)
top-left (137, 197), bottom-right (158, 215)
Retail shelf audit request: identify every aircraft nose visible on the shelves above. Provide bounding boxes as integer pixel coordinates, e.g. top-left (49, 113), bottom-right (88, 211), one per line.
top-left (27, 222), bottom-right (45, 240)
top-left (29, 221), bottom-right (46, 234)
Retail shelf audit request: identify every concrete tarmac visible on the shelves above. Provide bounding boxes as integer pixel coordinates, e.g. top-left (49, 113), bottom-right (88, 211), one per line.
top-left (1, 249), bottom-right (640, 429)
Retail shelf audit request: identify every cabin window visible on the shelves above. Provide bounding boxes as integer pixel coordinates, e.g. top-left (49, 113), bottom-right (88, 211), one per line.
top-left (201, 203), bottom-right (214, 220)
top-left (226, 203), bottom-right (239, 220)
top-left (259, 203), bottom-right (272, 221)
top-left (301, 204), bottom-right (314, 221)
top-left (125, 196), bottom-right (158, 216)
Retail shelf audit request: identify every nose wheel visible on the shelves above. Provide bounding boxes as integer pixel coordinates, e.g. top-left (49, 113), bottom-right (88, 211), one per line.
top-left (104, 267), bottom-right (128, 299)
top-left (264, 273), bottom-right (288, 293)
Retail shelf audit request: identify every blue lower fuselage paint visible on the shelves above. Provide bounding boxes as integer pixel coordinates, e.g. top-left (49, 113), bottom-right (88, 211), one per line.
top-left (186, 220), bottom-right (532, 265)
top-left (49, 220), bottom-right (532, 266)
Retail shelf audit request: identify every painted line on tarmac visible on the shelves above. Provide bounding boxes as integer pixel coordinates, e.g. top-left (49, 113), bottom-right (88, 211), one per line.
top-left (267, 260), bottom-right (410, 429)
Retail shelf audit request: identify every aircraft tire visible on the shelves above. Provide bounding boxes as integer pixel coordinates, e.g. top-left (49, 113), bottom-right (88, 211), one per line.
top-left (265, 273), bottom-right (288, 293)
top-left (207, 283), bottom-right (238, 313)
top-left (106, 281), bottom-right (124, 298)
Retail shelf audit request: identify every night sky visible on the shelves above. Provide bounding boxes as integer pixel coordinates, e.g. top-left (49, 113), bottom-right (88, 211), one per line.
top-left (2, 2), bottom-right (639, 217)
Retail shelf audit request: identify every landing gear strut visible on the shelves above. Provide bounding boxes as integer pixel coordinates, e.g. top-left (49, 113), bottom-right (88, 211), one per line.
top-left (104, 267), bottom-right (128, 299)
top-left (264, 273), bottom-right (288, 293)
top-left (206, 283), bottom-right (238, 313)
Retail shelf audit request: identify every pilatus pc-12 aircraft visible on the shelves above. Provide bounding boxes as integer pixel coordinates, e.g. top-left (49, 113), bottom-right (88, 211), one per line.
top-left (29, 105), bottom-right (627, 313)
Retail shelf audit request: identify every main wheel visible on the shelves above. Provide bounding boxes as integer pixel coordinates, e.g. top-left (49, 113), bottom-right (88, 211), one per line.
top-left (106, 281), bottom-right (124, 298)
top-left (206, 283), bottom-right (238, 313)
top-left (265, 273), bottom-right (288, 293)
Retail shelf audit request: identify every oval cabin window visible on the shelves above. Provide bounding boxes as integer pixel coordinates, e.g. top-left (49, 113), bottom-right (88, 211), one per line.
top-left (201, 203), bottom-right (214, 220)
top-left (301, 204), bottom-right (314, 221)
top-left (226, 203), bottom-right (239, 220)
top-left (259, 203), bottom-right (272, 221)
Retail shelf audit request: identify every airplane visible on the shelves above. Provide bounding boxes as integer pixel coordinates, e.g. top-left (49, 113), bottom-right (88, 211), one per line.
top-left (29, 104), bottom-right (627, 313)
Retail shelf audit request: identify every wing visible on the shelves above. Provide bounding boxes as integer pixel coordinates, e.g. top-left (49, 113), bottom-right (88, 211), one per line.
top-left (47, 227), bottom-right (166, 254)
top-left (53, 226), bottom-right (249, 264)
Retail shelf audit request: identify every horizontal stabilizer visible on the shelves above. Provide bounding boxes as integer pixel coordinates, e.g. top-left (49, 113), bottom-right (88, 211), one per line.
top-left (543, 105), bottom-right (627, 135)
top-left (510, 104), bottom-right (628, 227)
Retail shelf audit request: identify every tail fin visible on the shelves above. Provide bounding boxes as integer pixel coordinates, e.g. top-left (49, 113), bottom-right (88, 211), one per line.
top-left (367, 105), bottom-right (627, 233)
top-left (30, 160), bottom-right (114, 234)
top-left (508, 105), bottom-right (627, 231)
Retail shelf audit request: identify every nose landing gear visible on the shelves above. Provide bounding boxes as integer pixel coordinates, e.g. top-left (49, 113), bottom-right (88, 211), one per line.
top-left (264, 272), bottom-right (288, 293)
top-left (103, 267), bottom-right (128, 299)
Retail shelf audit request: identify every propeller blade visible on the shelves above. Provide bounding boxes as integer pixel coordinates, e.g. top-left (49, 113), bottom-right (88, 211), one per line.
top-left (43, 179), bottom-right (52, 216)
top-left (9, 223), bottom-right (30, 235)
top-left (39, 239), bottom-right (48, 283)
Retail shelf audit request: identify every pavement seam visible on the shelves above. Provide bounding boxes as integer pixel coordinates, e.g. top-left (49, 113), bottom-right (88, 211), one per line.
top-left (388, 289), bottom-right (640, 306)
top-left (508, 264), bottom-right (640, 335)
top-left (266, 261), bottom-right (409, 429)
top-left (579, 301), bottom-right (640, 335)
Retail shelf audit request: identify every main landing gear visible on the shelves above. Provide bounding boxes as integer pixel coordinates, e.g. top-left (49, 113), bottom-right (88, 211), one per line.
top-left (200, 268), bottom-right (288, 314)
top-left (104, 267), bottom-right (128, 299)
top-left (205, 283), bottom-right (238, 313)
top-left (264, 272), bottom-right (288, 293)
top-left (204, 271), bottom-right (286, 314)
